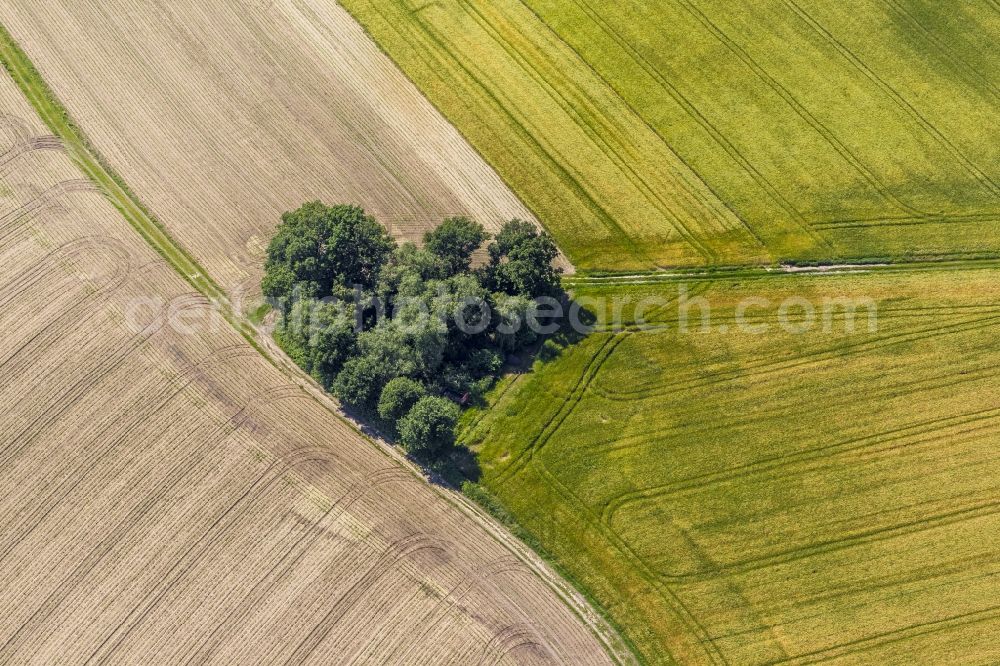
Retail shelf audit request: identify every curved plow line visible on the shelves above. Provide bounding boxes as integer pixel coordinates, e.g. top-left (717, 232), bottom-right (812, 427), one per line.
top-left (585, 360), bottom-right (1000, 483)
top-left (281, 534), bottom-right (448, 665)
top-left (601, 403), bottom-right (1000, 530)
top-left (594, 310), bottom-right (1000, 401)
top-left (523, 454), bottom-right (736, 665)
top-left (612, 392), bottom-right (1000, 496)
top-left (0, 23), bottom-right (635, 666)
top-left (594, 316), bottom-right (1000, 401)
top-left (0, 25), bottom-right (261, 352)
top-left (0, 346), bottom-right (262, 564)
top-left (86, 447), bottom-right (335, 665)
top-left (0, 133), bottom-right (64, 175)
top-left (585, 301), bottom-right (1000, 335)
top-left (493, 307), bottom-right (732, 663)
top-left (627, 430), bottom-right (1000, 578)
top-left (478, 623), bottom-right (545, 666)
top-left (183, 468), bottom-right (415, 665)
top-left (0, 180), bottom-right (100, 248)
top-left (0, 111), bottom-right (33, 147)
top-left (0, 298), bottom-right (186, 467)
top-left (0, 270), bottom-right (131, 408)
top-left (0, 236), bottom-right (126, 313)
top-left (0, 418), bottom-right (226, 662)
top-left (648, 496), bottom-right (1000, 586)
top-left (592, 310), bottom-right (993, 399)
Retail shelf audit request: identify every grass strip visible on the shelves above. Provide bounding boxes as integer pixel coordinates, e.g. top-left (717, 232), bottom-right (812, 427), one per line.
top-left (0, 23), bottom-right (265, 352)
top-left (0, 24), bottom-right (638, 664)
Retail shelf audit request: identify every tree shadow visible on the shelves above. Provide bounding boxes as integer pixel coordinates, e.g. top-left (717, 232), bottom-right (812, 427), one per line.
top-left (421, 445), bottom-right (482, 488)
top-left (321, 294), bottom-right (597, 491)
top-left (342, 399), bottom-right (481, 489)
top-left (502, 295), bottom-right (598, 371)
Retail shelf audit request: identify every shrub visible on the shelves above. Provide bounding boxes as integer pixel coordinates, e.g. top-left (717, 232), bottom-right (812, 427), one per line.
top-left (332, 355), bottom-right (387, 410)
top-left (424, 216), bottom-right (489, 276)
top-left (483, 219), bottom-right (561, 298)
top-left (264, 202), bottom-right (394, 300)
top-left (378, 377), bottom-right (427, 422)
top-left (398, 396), bottom-right (460, 458)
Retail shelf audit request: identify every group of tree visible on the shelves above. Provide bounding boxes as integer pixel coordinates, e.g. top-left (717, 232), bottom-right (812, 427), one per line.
top-left (262, 202), bottom-right (562, 464)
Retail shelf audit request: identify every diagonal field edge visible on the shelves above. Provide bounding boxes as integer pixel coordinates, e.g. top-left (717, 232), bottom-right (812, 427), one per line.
top-left (0, 22), bottom-right (638, 666)
top-left (0, 23), bottom-right (262, 349)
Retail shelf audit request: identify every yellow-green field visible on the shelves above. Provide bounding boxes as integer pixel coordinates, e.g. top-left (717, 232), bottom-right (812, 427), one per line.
top-left (462, 267), bottom-right (1000, 663)
top-left (347, 1), bottom-right (1000, 662)
top-left (342, 0), bottom-right (1000, 271)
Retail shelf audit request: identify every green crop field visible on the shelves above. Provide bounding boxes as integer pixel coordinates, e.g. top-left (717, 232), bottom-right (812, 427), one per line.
top-left (343, 0), bottom-right (1000, 272)
top-left (461, 267), bottom-right (1000, 663)
top-left (342, 1), bottom-right (1000, 663)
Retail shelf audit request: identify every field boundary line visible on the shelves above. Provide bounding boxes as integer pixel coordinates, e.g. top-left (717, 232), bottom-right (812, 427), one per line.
top-left (563, 256), bottom-right (1000, 286)
top-left (367, 0), bottom-right (652, 268)
top-left (0, 23), bottom-right (636, 666)
top-left (489, 283), bottom-right (731, 662)
top-left (337, 0), bottom-right (579, 273)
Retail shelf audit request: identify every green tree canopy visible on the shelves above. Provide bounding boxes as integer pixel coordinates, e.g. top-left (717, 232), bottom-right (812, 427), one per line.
top-left (492, 293), bottom-right (538, 352)
top-left (378, 377), bottom-right (428, 423)
top-left (397, 396), bottom-right (460, 457)
top-left (423, 216), bottom-right (489, 276)
top-left (264, 206), bottom-right (566, 464)
top-left (332, 354), bottom-right (389, 410)
top-left (263, 202), bottom-right (394, 300)
top-left (484, 220), bottom-right (561, 298)
top-left (276, 298), bottom-right (357, 389)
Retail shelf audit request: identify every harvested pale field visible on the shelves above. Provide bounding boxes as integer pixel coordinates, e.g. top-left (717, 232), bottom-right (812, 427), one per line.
top-left (0, 0), bottom-right (549, 296)
top-left (463, 268), bottom-right (1000, 663)
top-left (0, 65), bottom-right (619, 664)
